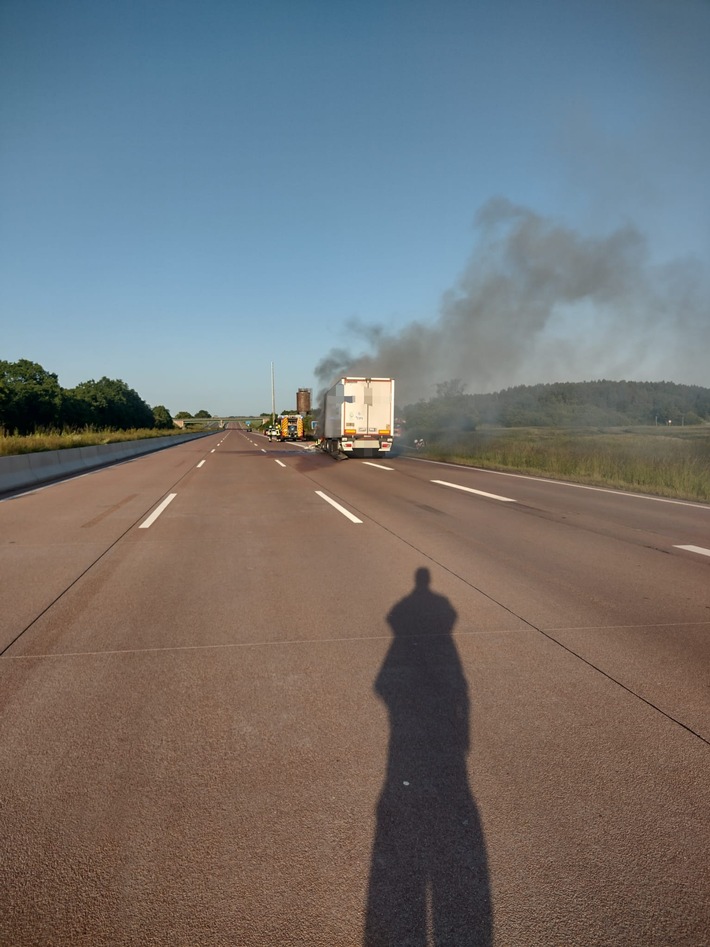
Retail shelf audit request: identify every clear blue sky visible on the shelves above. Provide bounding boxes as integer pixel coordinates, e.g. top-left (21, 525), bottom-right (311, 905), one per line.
top-left (2, 0), bottom-right (709, 415)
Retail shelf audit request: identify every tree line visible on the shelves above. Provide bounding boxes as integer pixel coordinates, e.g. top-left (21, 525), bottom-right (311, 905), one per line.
top-left (0, 358), bottom-right (174, 435)
top-left (404, 379), bottom-right (710, 435)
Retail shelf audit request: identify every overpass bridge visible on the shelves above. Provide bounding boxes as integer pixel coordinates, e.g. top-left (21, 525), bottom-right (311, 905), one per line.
top-left (174, 417), bottom-right (266, 430)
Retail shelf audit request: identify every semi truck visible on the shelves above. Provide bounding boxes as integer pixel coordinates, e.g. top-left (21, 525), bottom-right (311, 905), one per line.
top-left (320, 377), bottom-right (395, 458)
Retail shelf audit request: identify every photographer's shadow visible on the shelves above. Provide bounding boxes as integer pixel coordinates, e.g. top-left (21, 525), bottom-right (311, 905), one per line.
top-left (364, 568), bottom-right (492, 946)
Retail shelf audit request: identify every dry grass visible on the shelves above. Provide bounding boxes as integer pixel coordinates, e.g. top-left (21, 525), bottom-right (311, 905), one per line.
top-left (421, 427), bottom-right (710, 503)
top-left (0, 428), bottom-right (194, 456)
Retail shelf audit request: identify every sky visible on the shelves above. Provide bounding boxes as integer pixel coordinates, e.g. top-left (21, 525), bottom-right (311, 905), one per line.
top-left (1, 0), bottom-right (709, 415)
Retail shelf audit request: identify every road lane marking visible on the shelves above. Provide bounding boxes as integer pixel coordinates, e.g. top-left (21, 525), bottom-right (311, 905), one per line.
top-left (416, 458), bottom-right (710, 510)
top-left (211, 449), bottom-right (216, 453)
top-left (362, 462), bottom-right (394, 471)
top-left (261, 448), bottom-right (267, 453)
top-left (197, 460), bottom-right (205, 468)
top-left (275, 459), bottom-right (287, 468)
top-left (674, 545), bottom-right (710, 558)
top-left (4, 622), bottom-right (703, 661)
top-left (431, 480), bottom-right (516, 502)
top-left (315, 490), bottom-right (363, 523)
top-left (139, 493), bottom-right (177, 528)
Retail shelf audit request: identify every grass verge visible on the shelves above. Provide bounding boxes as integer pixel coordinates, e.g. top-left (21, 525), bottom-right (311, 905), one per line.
top-left (418, 426), bottom-right (710, 503)
top-left (0, 428), bottom-right (207, 456)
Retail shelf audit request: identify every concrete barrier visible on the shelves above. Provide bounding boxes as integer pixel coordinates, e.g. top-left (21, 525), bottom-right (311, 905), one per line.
top-left (0, 433), bottom-right (214, 495)
top-left (0, 454), bottom-right (39, 493)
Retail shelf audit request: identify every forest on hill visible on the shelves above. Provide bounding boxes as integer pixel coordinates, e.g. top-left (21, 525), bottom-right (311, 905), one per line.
top-left (403, 380), bottom-right (710, 433)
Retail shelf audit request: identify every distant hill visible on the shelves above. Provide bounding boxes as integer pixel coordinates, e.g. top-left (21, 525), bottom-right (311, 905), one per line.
top-left (404, 380), bottom-right (710, 430)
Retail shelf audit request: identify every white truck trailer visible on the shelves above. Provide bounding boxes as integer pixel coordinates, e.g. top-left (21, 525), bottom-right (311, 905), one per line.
top-left (321, 377), bottom-right (395, 458)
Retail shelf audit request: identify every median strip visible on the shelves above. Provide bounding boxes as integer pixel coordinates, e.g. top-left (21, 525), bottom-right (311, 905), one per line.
top-left (139, 493), bottom-right (177, 529)
top-left (315, 490), bottom-right (363, 523)
top-left (431, 480), bottom-right (516, 502)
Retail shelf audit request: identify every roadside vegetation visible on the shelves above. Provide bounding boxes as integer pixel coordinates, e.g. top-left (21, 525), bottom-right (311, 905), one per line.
top-left (414, 427), bottom-right (710, 502)
top-left (0, 358), bottom-right (175, 436)
top-left (0, 427), bottom-right (198, 457)
top-left (0, 358), bottom-right (230, 455)
top-left (403, 380), bottom-right (710, 503)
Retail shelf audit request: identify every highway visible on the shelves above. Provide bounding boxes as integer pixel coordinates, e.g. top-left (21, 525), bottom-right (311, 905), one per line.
top-left (1, 429), bottom-right (709, 946)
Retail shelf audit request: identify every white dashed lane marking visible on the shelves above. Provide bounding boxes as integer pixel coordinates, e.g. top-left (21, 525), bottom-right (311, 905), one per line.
top-left (139, 493), bottom-right (177, 529)
top-left (674, 545), bottom-right (710, 558)
top-left (315, 491), bottom-right (362, 523)
top-left (431, 480), bottom-right (516, 502)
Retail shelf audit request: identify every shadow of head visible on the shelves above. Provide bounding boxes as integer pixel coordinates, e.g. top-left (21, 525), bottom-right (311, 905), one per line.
top-left (415, 566), bottom-right (430, 589)
top-left (386, 566), bottom-right (456, 641)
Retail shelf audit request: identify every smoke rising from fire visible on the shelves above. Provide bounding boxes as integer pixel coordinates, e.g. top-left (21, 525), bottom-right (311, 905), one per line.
top-left (314, 198), bottom-right (709, 405)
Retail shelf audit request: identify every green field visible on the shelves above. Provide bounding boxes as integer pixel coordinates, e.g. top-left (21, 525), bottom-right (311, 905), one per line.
top-left (417, 426), bottom-right (710, 503)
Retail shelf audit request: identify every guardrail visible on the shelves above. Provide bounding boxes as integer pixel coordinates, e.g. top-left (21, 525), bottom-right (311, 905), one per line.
top-left (0, 432), bottom-right (215, 495)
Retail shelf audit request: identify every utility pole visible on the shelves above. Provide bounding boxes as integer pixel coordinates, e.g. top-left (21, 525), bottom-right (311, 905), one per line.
top-left (271, 361), bottom-right (276, 425)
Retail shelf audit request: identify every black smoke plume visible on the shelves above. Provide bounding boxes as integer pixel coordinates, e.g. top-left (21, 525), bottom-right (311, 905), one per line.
top-left (314, 198), bottom-right (709, 405)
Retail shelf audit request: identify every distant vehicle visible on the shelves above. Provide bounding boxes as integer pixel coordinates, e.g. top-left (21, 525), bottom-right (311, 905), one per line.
top-left (319, 377), bottom-right (395, 458)
top-left (280, 415), bottom-right (304, 441)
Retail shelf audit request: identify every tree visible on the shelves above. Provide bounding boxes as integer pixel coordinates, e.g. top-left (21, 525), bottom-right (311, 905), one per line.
top-left (174, 411), bottom-right (193, 419)
top-left (68, 377), bottom-right (154, 430)
top-left (152, 405), bottom-right (174, 429)
top-left (59, 390), bottom-right (95, 429)
top-left (194, 409), bottom-right (212, 418)
top-left (435, 379), bottom-right (467, 399)
top-left (404, 379), bottom-right (478, 442)
top-left (0, 359), bottom-right (62, 434)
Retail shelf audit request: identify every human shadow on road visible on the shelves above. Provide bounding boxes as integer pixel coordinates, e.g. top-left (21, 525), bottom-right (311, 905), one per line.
top-left (364, 567), bottom-right (492, 947)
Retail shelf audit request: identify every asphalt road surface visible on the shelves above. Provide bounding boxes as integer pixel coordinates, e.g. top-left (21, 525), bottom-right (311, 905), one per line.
top-left (1, 430), bottom-right (709, 946)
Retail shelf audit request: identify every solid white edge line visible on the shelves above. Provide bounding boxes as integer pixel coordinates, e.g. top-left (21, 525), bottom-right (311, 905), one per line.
top-left (674, 545), bottom-right (710, 558)
top-left (275, 459), bottom-right (287, 468)
top-left (362, 462), bottom-right (394, 470)
top-left (197, 460), bottom-right (205, 468)
top-left (414, 457), bottom-right (710, 511)
top-left (139, 493), bottom-right (177, 528)
top-left (315, 490), bottom-right (363, 523)
top-left (432, 480), bottom-right (516, 502)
